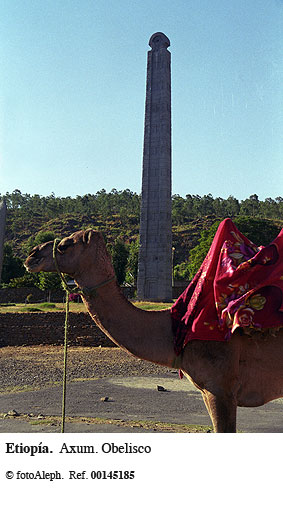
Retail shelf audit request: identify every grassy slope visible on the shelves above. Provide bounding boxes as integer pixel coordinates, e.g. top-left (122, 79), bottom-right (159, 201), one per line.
top-left (5, 210), bottom-right (283, 266)
top-left (7, 211), bottom-right (221, 265)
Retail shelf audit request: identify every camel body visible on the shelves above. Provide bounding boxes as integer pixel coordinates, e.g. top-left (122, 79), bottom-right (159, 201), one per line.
top-left (24, 229), bottom-right (283, 432)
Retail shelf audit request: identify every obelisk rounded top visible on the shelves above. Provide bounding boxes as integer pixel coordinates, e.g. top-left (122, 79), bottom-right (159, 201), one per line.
top-left (149, 32), bottom-right (170, 50)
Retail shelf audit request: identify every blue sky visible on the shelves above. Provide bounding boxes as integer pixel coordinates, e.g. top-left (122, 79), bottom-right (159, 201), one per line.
top-left (0, 0), bottom-right (282, 200)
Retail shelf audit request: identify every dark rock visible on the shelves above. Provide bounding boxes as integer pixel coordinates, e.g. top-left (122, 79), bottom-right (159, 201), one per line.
top-left (8, 409), bottom-right (19, 416)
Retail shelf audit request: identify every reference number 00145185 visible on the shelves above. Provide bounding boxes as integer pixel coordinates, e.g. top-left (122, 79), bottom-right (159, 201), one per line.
top-left (90, 470), bottom-right (135, 480)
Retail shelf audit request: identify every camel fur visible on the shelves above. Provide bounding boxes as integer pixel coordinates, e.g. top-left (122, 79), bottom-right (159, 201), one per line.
top-left (24, 229), bottom-right (283, 433)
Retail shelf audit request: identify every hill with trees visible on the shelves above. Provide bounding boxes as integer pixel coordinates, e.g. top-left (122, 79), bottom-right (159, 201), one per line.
top-left (1, 189), bottom-right (283, 292)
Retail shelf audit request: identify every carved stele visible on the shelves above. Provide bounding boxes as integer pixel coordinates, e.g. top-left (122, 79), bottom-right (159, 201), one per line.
top-left (0, 200), bottom-right (7, 282)
top-left (137, 33), bottom-right (172, 301)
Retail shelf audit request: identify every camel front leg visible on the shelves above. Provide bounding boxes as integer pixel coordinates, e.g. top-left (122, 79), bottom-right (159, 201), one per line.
top-left (202, 391), bottom-right (237, 433)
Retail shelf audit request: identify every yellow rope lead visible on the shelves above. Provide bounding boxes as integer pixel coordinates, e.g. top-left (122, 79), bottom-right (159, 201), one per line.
top-left (61, 294), bottom-right (69, 433)
top-left (53, 239), bottom-right (69, 433)
top-left (52, 238), bottom-right (115, 433)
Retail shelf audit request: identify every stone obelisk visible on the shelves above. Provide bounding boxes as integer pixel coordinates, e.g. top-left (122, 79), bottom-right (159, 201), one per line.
top-left (0, 199), bottom-right (7, 282)
top-left (137, 33), bottom-right (172, 301)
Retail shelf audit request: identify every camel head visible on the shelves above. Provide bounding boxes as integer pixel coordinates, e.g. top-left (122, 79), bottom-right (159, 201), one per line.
top-left (24, 229), bottom-right (115, 284)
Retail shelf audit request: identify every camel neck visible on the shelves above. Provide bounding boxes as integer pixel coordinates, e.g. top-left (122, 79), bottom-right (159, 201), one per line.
top-left (80, 280), bottom-right (176, 368)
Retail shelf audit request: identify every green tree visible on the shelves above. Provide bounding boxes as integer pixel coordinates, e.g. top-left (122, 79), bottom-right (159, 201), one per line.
top-left (173, 261), bottom-right (191, 281)
top-left (213, 197), bottom-right (226, 217)
top-left (7, 272), bottom-right (39, 288)
top-left (225, 196), bottom-right (240, 217)
top-left (172, 195), bottom-right (186, 225)
top-left (1, 244), bottom-right (25, 284)
top-left (199, 194), bottom-right (214, 215)
top-left (259, 198), bottom-right (278, 219)
top-left (240, 194), bottom-right (260, 217)
top-left (233, 216), bottom-right (280, 246)
top-left (184, 194), bottom-right (196, 219)
top-left (275, 197), bottom-right (283, 219)
top-left (111, 239), bottom-right (129, 285)
top-left (125, 238), bottom-right (139, 284)
top-left (38, 272), bottom-right (62, 302)
top-left (187, 220), bottom-right (221, 278)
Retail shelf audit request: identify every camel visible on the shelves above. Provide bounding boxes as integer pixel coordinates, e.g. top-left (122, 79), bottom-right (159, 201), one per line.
top-left (24, 229), bottom-right (283, 433)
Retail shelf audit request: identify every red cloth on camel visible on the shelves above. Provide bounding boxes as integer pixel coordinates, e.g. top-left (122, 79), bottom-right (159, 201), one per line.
top-left (171, 218), bottom-right (283, 355)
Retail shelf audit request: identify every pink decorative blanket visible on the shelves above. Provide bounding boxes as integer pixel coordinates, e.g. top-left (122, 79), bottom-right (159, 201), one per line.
top-left (171, 218), bottom-right (283, 354)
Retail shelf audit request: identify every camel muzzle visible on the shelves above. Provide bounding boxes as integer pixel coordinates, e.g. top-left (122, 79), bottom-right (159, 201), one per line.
top-left (24, 256), bottom-right (44, 272)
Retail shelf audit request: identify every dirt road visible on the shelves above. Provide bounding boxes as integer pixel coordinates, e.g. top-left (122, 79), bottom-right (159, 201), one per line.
top-left (0, 346), bottom-right (282, 433)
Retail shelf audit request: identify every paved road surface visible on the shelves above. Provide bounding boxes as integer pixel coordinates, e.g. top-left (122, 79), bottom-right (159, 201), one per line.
top-left (0, 374), bottom-right (282, 433)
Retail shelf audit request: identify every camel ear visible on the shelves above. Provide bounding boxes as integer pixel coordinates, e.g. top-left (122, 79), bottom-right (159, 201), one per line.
top-left (82, 229), bottom-right (94, 245)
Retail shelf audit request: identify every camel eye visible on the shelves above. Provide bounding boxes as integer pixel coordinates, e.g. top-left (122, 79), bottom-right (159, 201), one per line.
top-left (57, 238), bottom-right (73, 253)
top-left (57, 243), bottom-right (69, 253)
